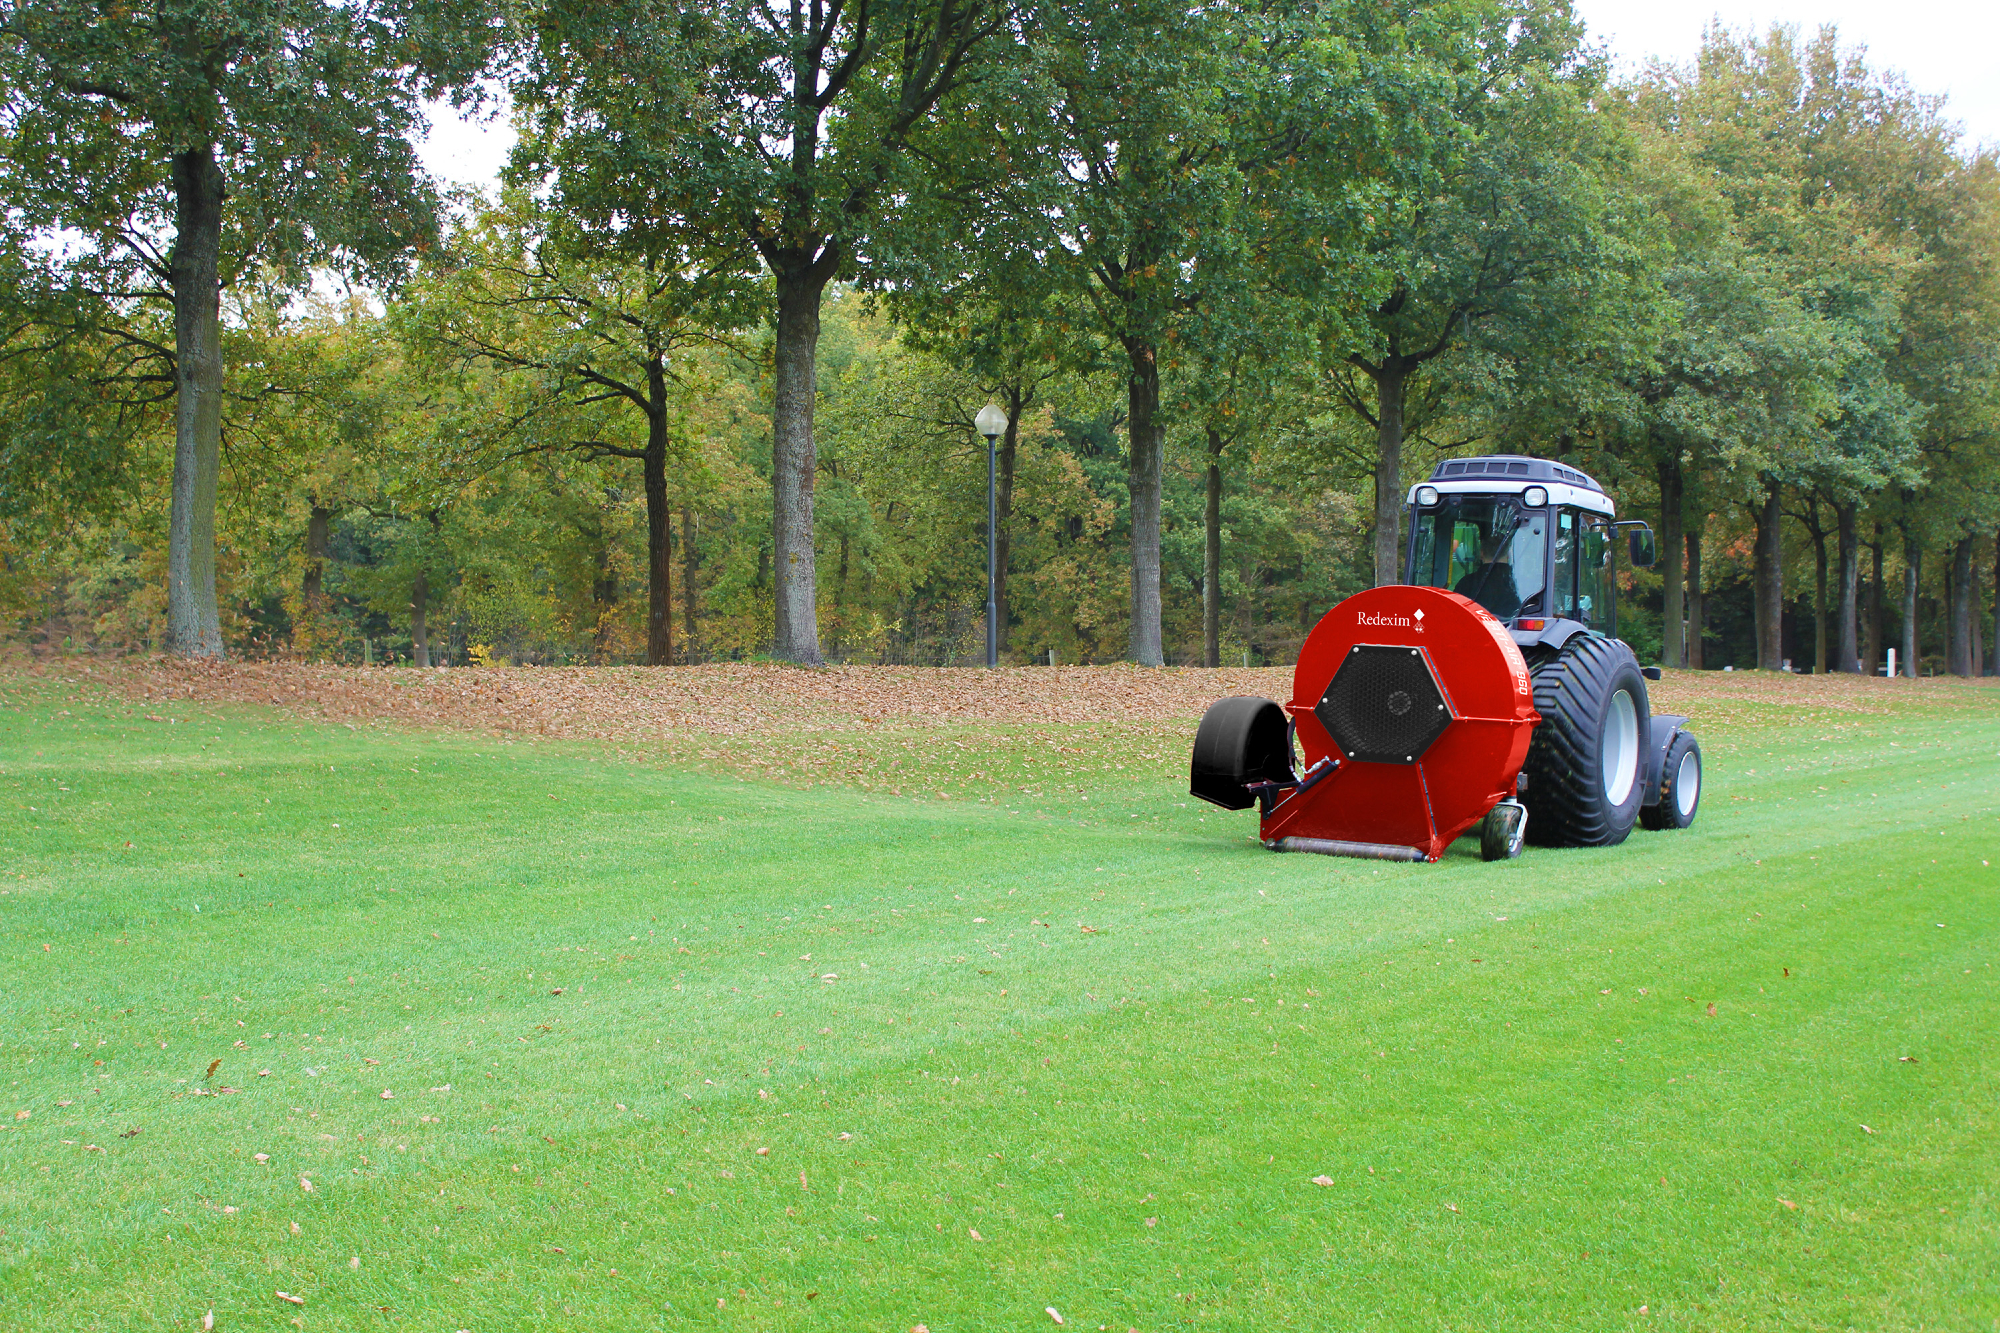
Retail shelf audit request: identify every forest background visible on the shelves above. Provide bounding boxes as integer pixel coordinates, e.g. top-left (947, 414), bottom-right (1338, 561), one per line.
top-left (1, 0), bottom-right (1996, 677)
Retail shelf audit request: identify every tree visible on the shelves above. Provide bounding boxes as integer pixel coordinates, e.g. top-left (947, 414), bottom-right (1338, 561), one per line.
top-left (517, 0), bottom-right (1013, 665)
top-left (0, 0), bottom-right (492, 656)
top-left (398, 192), bottom-right (756, 664)
top-left (940, 0), bottom-right (1419, 661)
top-left (1324, 0), bottom-right (1636, 586)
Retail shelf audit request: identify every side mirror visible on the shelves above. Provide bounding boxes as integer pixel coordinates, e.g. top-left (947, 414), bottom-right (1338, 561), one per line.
top-left (1628, 529), bottom-right (1657, 568)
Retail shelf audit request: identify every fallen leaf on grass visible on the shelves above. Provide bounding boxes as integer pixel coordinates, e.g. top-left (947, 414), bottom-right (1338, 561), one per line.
top-left (299, 1177), bottom-right (314, 1193)
top-left (276, 1291), bottom-right (304, 1305)
top-left (968, 1227), bottom-right (983, 1241)
top-left (380, 1090), bottom-right (394, 1100)
top-left (1860, 1124), bottom-right (1875, 1135)
top-left (204, 1059), bottom-right (222, 1081)
top-left (13, 1110), bottom-right (27, 1121)
top-left (755, 1147), bottom-right (770, 1156)
top-left (1899, 1056), bottom-right (1919, 1063)
top-left (120, 1127), bottom-right (141, 1139)
top-left (254, 1153), bottom-right (270, 1164)
top-left (1444, 1202), bottom-right (1459, 1214)
top-left (1045, 1307), bottom-right (1065, 1325)
top-left (1778, 1197), bottom-right (1797, 1210)
top-left (1310, 1175), bottom-right (1336, 1187)
top-left (202, 1312), bottom-right (213, 1330)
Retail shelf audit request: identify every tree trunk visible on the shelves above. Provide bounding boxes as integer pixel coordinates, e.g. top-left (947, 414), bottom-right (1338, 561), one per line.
top-left (1685, 521), bottom-right (1704, 670)
top-left (997, 386), bottom-right (1021, 657)
top-left (165, 143), bottom-right (226, 659)
top-left (1753, 485), bottom-right (1784, 671)
top-left (303, 504), bottom-right (331, 606)
top-left (1372, 364), bottom-right (1408, 587)
top-left (1949, 535), bottom-right (1974, 676)
top-left (681, 506), bottom-right (699, 664)
top-left (1125, 338), bottom-right (1164, 666)
top-left (1831, 502), bottom-right (1858, 672)
top-left (1810, 515), bottom-right (1828, 673)
top-left (1864, 527), bottom-right (1883, 675)
top-left (1901, 531), bottom-right (1919, 677)
top-left (771, 274), bottom-right (826, 665)
top-left (411, 563), bottom-right (430, 668)
top-left (1204, 425), bottom-right (1224, 669)
top-left (1657, 454), bottom-right (1684, 669)
top-left (643, 371), bottom-right (674, 667)
top-left (1992, 532), bottom-right (1999, 676)
top-left (1973, 557), bottom-right (1985, 676)
top-left (591, 519), bottom-right (619, 664)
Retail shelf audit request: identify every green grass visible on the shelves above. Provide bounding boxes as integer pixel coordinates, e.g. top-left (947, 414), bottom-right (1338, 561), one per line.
top-left (2, 670), bottom-right (1997, 1332)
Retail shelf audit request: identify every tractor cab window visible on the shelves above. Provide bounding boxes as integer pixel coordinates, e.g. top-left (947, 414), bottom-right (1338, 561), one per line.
top-left (1552, 510), bottom-right (1577, 618)
top-left (1581, 515), bottom-right (1615, 629)
top-left (1551, 508), bottom-right (1613, 627)
top-left (1408, 495), bottom-right (1547, 621)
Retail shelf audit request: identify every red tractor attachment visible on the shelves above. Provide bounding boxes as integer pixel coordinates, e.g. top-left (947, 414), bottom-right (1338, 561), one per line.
top-left (1194, 586), bottom-right (1537, 862)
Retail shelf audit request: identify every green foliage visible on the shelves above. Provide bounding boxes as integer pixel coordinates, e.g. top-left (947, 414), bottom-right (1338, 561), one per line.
top-left (3, 8), bottom-right (1995, 672)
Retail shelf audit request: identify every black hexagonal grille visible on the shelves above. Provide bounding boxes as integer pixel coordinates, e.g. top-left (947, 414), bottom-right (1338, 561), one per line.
top-left (1315, 645), bottom-right (1452, 764)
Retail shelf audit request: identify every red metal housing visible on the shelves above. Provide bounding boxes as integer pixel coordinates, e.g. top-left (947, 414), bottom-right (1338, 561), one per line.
top-left (1261, 586), bottom-right (1539, 861)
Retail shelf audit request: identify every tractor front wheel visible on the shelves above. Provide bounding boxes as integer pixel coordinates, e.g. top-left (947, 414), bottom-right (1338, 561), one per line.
top-left (1521, 635), bottom-right (1650, 847)
top-left (1640, 729), bottom-right (1702, 830)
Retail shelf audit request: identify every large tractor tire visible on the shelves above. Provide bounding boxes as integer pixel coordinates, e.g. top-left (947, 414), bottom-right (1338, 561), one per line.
top-left (1520, 634), bottom-right (1650, 847)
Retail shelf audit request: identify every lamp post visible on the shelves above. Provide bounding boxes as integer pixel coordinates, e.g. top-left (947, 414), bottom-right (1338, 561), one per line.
top-left (975, 402), bottom-right (1008, 668)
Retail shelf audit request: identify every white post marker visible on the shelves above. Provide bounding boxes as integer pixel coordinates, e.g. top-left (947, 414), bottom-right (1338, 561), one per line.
top-left (1887, 647), bottom-right (1897, 679)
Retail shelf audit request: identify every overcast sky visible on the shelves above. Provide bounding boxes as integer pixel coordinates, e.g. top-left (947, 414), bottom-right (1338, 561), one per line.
top-left (413, 2), bottom-right (1998, 189)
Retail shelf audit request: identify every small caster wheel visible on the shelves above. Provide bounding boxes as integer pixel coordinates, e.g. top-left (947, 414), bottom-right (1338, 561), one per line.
top-left (1481, 800), bottom-right (1527, 861)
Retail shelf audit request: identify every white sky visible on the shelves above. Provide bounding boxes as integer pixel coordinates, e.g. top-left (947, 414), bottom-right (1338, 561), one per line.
top-left (411, 2), bottom-right (1998, 189)
top-left (1573, 0), bottom-right (2000, 150)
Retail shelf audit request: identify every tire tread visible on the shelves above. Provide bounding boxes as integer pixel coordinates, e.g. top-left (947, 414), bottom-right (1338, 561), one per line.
top-left (1521, 634), bottom-right (1648, 847)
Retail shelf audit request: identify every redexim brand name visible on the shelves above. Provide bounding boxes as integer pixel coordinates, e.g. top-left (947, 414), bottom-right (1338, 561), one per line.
top-left (1356, 611), bottom-right (1414, 627)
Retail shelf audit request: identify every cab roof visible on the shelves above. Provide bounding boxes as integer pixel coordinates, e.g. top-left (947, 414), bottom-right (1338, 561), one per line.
top-left (1427, 454), bottom-right (1604, 493)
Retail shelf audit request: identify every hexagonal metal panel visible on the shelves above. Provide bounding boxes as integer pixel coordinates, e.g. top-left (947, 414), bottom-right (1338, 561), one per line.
top-left (1315, 644), bottom-right (1452, 764)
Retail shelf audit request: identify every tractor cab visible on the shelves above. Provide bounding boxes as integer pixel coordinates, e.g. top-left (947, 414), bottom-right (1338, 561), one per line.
top-left (1403, 455), bottom-right (1655, 655)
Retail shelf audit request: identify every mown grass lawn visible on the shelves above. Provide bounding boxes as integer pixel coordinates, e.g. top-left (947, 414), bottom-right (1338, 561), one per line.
top-left (2, 668), bottom-right (1996, 1332)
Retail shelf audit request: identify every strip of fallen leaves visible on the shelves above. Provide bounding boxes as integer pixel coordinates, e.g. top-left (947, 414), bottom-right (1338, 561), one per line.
top-left (18, 656), bottom-right (1994, 797)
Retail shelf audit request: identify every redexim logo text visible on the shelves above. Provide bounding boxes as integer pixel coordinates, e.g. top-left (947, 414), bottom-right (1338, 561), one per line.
top-left (1356, 610), bottom-right (1423, 628)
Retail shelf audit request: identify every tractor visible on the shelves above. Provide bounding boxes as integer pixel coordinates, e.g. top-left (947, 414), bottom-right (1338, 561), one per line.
top-left (1190, 454), bottom-right (1702, 861)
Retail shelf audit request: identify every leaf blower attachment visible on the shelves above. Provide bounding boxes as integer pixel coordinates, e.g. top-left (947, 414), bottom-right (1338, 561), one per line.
top-left (1189, 586), bottom-right (1539, 862)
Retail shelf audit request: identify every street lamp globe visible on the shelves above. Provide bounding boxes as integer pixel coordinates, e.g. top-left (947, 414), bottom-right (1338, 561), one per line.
top-left (975, 402), bottom-right (1008, 439)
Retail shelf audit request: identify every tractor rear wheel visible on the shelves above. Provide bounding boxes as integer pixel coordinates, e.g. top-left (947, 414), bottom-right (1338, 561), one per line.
top-left (1521, 634), bottom-right (1650, 847)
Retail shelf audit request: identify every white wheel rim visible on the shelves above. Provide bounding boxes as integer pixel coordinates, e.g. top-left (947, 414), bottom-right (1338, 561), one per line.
top-left (1674, 748), bottom-right (1700, 818)
top-left (1602, 689), bottom-right (1639, 806)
